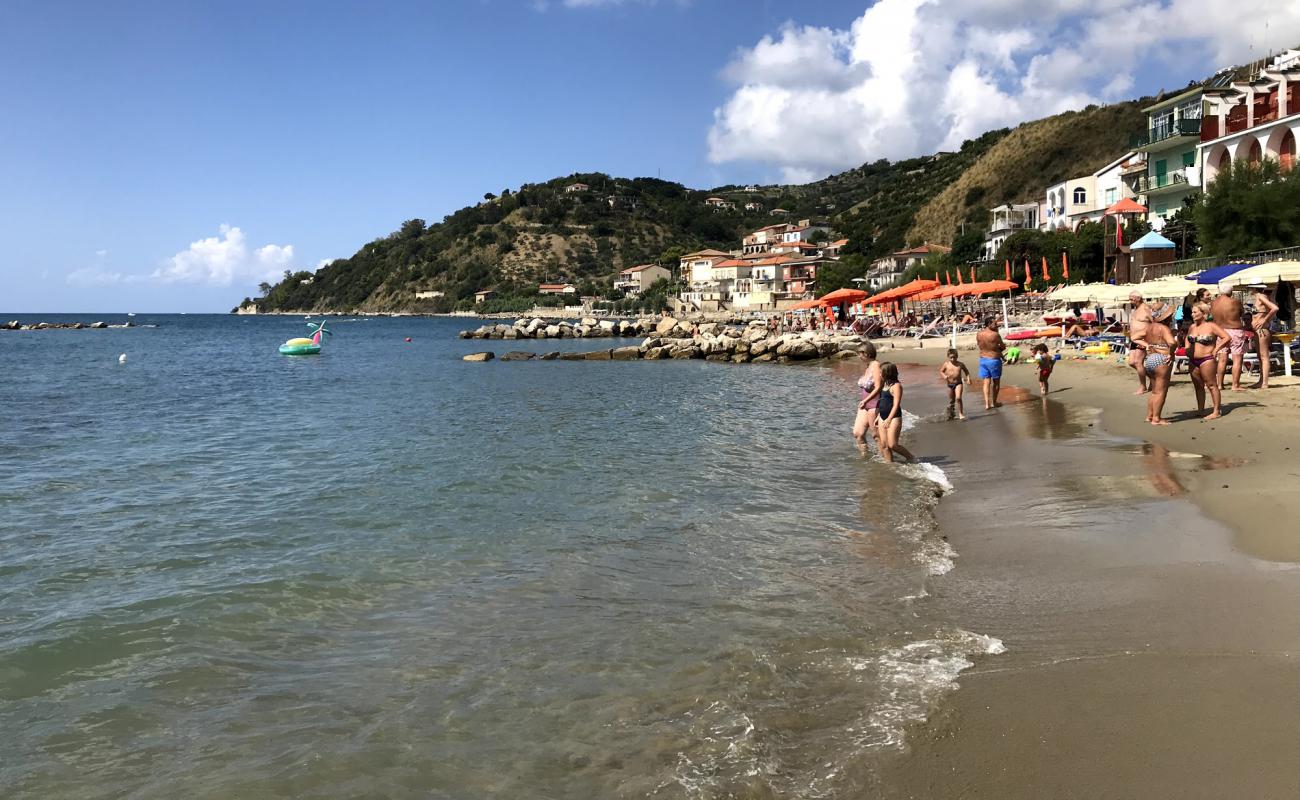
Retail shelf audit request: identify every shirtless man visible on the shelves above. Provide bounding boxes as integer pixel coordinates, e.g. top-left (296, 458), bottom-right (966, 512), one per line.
top-left (1211, 292), bottom-right (1247, 391)
top-left (1251, 286), bottom-right (1279, 389)
top-left (976, 317), bottom-right (1006, 410)
top-left (1126, 292), bottom-right (1152, 395)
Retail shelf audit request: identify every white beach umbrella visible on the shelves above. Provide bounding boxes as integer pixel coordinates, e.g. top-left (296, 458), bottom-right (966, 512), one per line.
top-left (1216, 260), bottom-right (1300, 292)
top-left (1133, 276), bottom-right (1198, 300)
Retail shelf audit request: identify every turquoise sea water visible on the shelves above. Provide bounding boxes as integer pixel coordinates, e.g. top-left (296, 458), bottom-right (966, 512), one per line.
top-left (1, 315), bottom-right (992, 798)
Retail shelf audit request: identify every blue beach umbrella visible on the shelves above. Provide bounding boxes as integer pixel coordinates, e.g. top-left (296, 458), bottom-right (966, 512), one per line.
top-left (1192, 262), bottom-right (1255, 285)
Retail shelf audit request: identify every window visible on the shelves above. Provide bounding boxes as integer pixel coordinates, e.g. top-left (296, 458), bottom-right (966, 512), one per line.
top-left (1182, 151), bottom-right (1196, 168)
top-left (1072, 187), bottom-right (1087, 205)
top-left (1105, 188), bottom-right (1117, 204)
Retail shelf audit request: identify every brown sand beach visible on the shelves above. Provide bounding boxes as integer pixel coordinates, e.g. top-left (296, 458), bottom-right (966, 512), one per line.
top-left (860, 344), bottom-right (1300, 798)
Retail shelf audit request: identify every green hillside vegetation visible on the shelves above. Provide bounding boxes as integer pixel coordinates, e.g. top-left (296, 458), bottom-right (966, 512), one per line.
top-left (247, 102), bottom-right (1160, 314)
top-left (908, 101), bottom-right (1148, 246)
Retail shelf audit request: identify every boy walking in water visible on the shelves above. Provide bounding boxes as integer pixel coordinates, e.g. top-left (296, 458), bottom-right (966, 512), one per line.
top-left (938, 348), bottom-right (971, 420)
top-left (1032, 343), bottom-right (1054, 396)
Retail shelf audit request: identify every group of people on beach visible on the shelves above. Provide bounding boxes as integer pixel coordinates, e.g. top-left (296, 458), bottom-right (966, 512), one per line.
top-left (1125, 284), bottom-right (1287, 424)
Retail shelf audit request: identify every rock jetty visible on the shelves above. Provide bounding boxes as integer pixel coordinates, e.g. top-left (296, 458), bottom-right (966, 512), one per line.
top-left (460, 316), bottom-right (689, 341)
top-left (461, 318), bottom-right (869, 365)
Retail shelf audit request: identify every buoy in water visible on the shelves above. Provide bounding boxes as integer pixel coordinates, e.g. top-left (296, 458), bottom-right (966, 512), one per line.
top-left (118, 353), bottom-right (127, 364)
top-left (405, 337), bottom-right (412, 343)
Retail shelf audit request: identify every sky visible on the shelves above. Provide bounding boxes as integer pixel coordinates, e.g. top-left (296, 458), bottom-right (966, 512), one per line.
top-left (3, 0), bottom-right (1298, 312)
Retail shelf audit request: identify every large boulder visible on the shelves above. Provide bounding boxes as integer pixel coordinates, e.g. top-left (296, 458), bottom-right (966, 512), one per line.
top-left (731, 353), bottom-right (751, 364)
top-left (500, 351), bottom-right (535, 361)
top-left (611, 346), bottom-right (641, 361)
top-left (697, 322), bottom-right (719, 336)
top-left (598, 320), bottom-right (617, 334)
top-left (644, 346), bottom-right (668, 360)
top-left (617, 320), bottom-right (635, 336)
top-left (540, 351), bottom-right (561, 360)
top-left (559, 351), bottom-right (587, 361)
top-left (751, 352), bottom-right (775, 363)
top-left (458, 330), bottom-right (472, 339)
top-left (580, 317), bottom-right (599, 327)
top-left (545, 325), bottom-right (562, 338)
top-left (705, 353), bottom-right (730, 362)
top-left (574, 325), bottom-right (591, 337)
top-left (670, 345), bottom-right (701, 359)
top-left (90, 321), bottom-right (107, 329)
top-left (462, 351), bottom-right (494, 362)
top-left (502, 328), bottom-right (519, 340)
top-left (788, 341), bottom-right (820, 360)
top-left (640, 336), bottom-right (662, 349)
top-left (697, 338), bottom-right (714, 356)
top-left (585, 349), bottom-right (613, 360)
top-left (655, 317), bottom-right (680, 335)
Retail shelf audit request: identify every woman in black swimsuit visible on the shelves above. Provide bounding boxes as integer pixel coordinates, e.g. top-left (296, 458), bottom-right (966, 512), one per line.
top-left (1186, 302), bottom-right (1230, 419)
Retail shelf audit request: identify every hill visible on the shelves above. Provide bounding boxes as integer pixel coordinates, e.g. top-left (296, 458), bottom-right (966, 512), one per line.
top-left (908, 101), bottom-right (1148, 245)
top-left (245, 105), bottom-right (1147, 314)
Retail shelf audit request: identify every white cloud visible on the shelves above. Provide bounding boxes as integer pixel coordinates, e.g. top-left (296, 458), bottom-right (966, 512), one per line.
top-left (152, 224), bottom-right (295, 286)
top-left (66, 266), bottom-right (135, 286)
top-left (708, 0), bottom-right (1300, 180)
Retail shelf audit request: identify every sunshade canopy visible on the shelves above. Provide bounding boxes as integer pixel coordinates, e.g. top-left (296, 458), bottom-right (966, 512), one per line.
top-left (1217, 260), bottom-right (1300, 292)
top-left (1194, 262), bottom-right (1255, 285)
top-left (1129, 231), bottom-right (1176, 250)
top-left (817, 287), bottom-right (869, 304)
top-left (1105, 198), bottom-right (1147, 214)
top-left (865, 278), bottom-right (940, 304)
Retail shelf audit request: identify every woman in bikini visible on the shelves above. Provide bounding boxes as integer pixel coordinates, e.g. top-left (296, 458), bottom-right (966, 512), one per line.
top-left (1142, 303), bottom-right (1178, 425)
top-left (1186, 302), bottom-right (1230, 420)
top-left (853, 342), bottom-right (883, 452)
top-left (1251, 287), bottom-right (1279, 390)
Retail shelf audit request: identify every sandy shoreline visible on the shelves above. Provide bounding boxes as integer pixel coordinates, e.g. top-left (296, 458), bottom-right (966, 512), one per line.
top-left (868, 344), bottom-right (1300, 797)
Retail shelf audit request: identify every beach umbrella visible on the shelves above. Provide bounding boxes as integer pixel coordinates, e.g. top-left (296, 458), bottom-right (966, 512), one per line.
top-left (1062, 252), bottom-right (1070, 280)
top-left (1194, 262), bottom-right (1256, 285)
top-left (1004, 259), bottom-right (1011, 282)
top-left (1134, 276), bottom-right (1198, 300)
top-left (1041, 256), bottom-right (1050, 282)
top-left (1105, 197), bottom-right (1147, 215)
top-left (1024, 259), bottom-right (1032, 289)
top-left (956, 268), bottom-right (964, 285)
top-left (818, 287), bottom-right (869, 304)
top-left (789, 298), bottom-right (821, 310)
top-left (1216, 260), bottom-right (1300, 292)
top-left (969, 266), bottom-right (976, 283)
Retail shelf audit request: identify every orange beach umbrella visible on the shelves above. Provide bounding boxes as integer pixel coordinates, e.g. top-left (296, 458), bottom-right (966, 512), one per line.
top-left (817, 287), bottom-right (869, 305)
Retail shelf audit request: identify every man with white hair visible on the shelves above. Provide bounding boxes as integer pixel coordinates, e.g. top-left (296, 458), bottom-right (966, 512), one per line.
top-left (1126, 292), bottom-right (1152, 395)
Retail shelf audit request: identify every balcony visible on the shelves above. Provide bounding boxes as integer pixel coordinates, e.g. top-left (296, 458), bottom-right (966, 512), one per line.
top-left (1130, 118), bottom-right (1202, 150)
top-left (1119, 157), bottom-right (1148, 175)
top-left (1134, 167), bottom-right (1200, 195)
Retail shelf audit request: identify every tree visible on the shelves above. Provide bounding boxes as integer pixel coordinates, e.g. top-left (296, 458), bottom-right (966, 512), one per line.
top-left (399, 218), bottom-right (426, 239)
top-left (1162, 197), bottom-right (1201, 260)
top-left (1196, 159), bottom-right (1300, 256)
top-left (484, 192), bottom-right (496, 201)
top-left (807, 229), bottom-right (830, 244)
top-left (257, 281), bottom-right (272, 296)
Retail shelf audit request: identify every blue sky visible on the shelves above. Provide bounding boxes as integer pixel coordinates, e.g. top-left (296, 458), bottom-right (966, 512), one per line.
top-left (1, 0), bottom-right (1286, 312)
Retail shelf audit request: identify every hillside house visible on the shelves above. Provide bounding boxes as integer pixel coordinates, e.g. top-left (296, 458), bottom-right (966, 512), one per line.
top-left (474, 289), bottom-right (495, 304)
top-left (704, 197), bottom-right (736, 210)
top-left (414, 290), bottom-right (445, 300)
top-left (821, 238), bottom-right (849, 259)
top-left (982, 204), bottom-right (1039, 260)
top-left (769, 207), bottom-right (790, 216)
top-left (1041, 152), bottom-right (1138, 231)
top-left (866, 244), bottom-right (951, 290)
top-left (538, 283), bottom-right (577, 295)
top-left (614, 263), bottom-right (671, 295)
top-left (565, 182), bottom-right (590, 193)
top-left (744, 201), bottom-right (765, 212)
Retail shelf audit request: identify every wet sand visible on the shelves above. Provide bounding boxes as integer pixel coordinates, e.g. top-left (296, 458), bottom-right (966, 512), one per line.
top-left (864, 348), bottom-right (1300, 798)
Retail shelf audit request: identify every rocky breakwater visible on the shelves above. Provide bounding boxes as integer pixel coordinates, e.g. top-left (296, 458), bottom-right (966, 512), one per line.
top-left (461, 318), bottom-right (867, 365)
top-left (459, 316), bottom-right (683, 341)
top-left (3, 320), bottom-right (138, 331)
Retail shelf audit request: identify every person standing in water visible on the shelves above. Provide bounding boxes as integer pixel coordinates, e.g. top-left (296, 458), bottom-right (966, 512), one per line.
top-left (975, 317), bottom-right (1005, 410)
top-left (938, 348), bottom-right (971, 420)
top-left (853, 342), bottom-right (883, 452)
top-left (1186, 302), bottom-right (1230, 419)
top-left (1142, 303), bottom-right (1178, 425)
top-left (1250, 286), bottom-right (1279, 390)
top-left (875, 362), bottom-right (916, 463)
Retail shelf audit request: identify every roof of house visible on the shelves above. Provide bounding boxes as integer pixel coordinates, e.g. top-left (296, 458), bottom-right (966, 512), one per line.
top-left (681, 249), bottom-right (732, 259)
top-left (619, 264), bottom-right (663, 274)
top-left (538, 283), bottom-right (573, 289)
top-left (714, 259), bottom-right (750, 268)
top-left (893, 243), bottom-right (951, 256)
top-left (828, 238), bottom-right (850, 247)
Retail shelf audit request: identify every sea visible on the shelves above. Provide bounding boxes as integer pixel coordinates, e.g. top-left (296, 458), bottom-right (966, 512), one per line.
top-left (1, 314), bottom-right (1000, 799)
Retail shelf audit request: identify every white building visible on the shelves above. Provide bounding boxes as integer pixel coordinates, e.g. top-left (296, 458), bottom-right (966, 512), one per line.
top-left (1200, 50), bottom-right (1300, 189)
top-left (982, 203), bottom-right (1039, 260)
top-left (1041, 152), bottom-right (1139, 231)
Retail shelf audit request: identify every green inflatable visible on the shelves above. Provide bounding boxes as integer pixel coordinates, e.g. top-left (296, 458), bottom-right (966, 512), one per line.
top-left (279, 321), bottom-right (331, 355)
